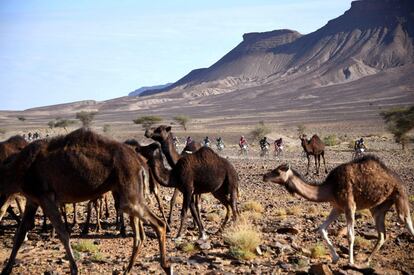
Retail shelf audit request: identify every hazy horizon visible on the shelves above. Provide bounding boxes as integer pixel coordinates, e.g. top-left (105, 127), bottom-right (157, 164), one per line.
top-left (0, 0), bottom-right (353, 111)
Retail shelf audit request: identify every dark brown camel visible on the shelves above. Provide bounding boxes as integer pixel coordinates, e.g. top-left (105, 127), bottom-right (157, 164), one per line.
top-left (0, 129), bottom-right (171, 275)
top-left (145, 125), bottom-right (239, 240)
top-left (124, 139), bottom-right (171, 231)
top-left (300, 134), bottom-right (327, 175)
top-left (0, 135), bottom-right (28, 224)
top-left (263, 155), bottom-right (414, 265)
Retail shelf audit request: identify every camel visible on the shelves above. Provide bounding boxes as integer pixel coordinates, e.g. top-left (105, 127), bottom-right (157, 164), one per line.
top-left (0, 129), bottom-right (171, 275)
top-left (145, 125), bottom-right (239, 240)
top-left (124, 139), bottom-right (171, 231)
top-left (0, 135), bottom-right (28, 224)
top-left (300, 134), bottom-right (327, 175)
top-left (263, 155), bottom-right (414, 265)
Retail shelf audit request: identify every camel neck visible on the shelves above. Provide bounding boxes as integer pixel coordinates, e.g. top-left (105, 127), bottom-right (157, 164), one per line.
top-left (287, 174), bottom-right (333, 202)
top-left (161, 134), bottom-right (180, 167)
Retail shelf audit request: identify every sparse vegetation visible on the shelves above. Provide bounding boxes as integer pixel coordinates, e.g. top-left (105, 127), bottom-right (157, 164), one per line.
top-left (354, 236), bottom-right (371, 249)
top-left (310, 243), bottom-right (326, 259)
top-left (223, 219), bottom-right (261, 261)
top-left (47, 120), bottom-right (55, 129)
top-left (103, 124), bottom-right (111, 133)
top-left (275, 208), bottom-right (287, 219)
top-left (179, 242), bottom-right (197, 253)
top-left (90, 251), bottom-right (105, 262)
top-left (297, 124), bottom-right (306, 136)
top-left (173, 115), bottom-right (190, 131)
top-left (54, 119), bottom-right (76, 132)
top-left (409, 195), bottom-right (414, 203)
top-left (250, 121), bottom-right (271, 141)
top-left (242, 200), bottom-right (264, 213)
top-left (380, 106), bottom-right (414, 150)
top-left (307, 205), bottom-right (318, 215)
top-left (72, 240), bottom-right (99, 254)
top-left (0, 128), bottom-right (6, 135)
top-left (323, 134), bottom-right (340, 146)
top-left (76, 111), bottom-right (97, 128)
top-left (17, 116), bottom-right (26, 121)
top-left (286, 205), bottom-right (301, 216)
top-left (206, 212), bottom-right (221, 223)
top-left (133, 115), bottom-right (163, 130)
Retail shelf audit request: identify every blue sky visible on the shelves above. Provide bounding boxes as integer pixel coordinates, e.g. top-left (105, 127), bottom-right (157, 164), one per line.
top-left (0, 0), bottom-right (353, 110)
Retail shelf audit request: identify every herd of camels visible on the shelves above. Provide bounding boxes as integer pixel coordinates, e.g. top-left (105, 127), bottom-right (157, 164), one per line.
top-left (0, 125), bottom-right (413, 274)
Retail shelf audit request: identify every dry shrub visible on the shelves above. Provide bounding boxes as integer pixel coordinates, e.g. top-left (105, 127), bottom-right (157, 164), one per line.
top-left (287, 205), bottom-right (301, 215)
top-left (180, 242), bottom-right (197, 253)
top-left (206, 213), bottom-right (221, 223)
top-left (223, 219), bottom-right (261, 261)
top-left (307, 205), bottom-right (318, 215)
top-left (354, 236), bottom-right (371, 249)
top-left (409, 195), bottom-right (414, 203)
top-left (357, 209), bottom-right (371, 220)
top-left (242, 200), bottom-right (264, 213)
top-left (72, 240), bottom-right (98, 253)
top-left (275, 208), bottom-right (287, 219)
top-left (310, 243), bottom-right (326, 259)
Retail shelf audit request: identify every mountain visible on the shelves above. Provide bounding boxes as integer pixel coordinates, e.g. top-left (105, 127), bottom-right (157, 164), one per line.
top-left (8, 0), bottom-right (414, 128)
top-left (143, 0), bottom-right (414, 97)
top-left (128, 83), bottom-right (172, 96)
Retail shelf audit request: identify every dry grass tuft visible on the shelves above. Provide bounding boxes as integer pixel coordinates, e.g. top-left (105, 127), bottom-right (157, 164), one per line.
top-left (287, 205), bottom-right (301, 216)
top-left (310, 243), bottom-right (326, 259)
top-left (354, 236), bottom-right (371, 249)
top-left (307, 205), bottom-right (318, 215)
top-left (409, 195), bottom-right (414, 203)
top-left (72, 240), bottom-right (98, 253)
top-left (223, 219), bottom-right (261, 261)
top-left (180, 242), bottom-right (197, 253)
top-left (206, 213), bottom-right (221, 223)
top-left (275, 208), bottom-right (287, 219)
top-left (357, 209), bottom-right (371, 220)
top-left (242, 200), bottom-right (264, 213)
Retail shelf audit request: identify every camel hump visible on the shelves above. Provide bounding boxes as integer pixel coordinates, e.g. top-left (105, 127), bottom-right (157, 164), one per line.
top-left (48, 128), bottom-right (112, 151)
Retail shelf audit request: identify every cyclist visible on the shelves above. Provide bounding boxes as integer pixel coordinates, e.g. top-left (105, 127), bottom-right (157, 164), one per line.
top-left (203, 136), bottom-right (211, 147)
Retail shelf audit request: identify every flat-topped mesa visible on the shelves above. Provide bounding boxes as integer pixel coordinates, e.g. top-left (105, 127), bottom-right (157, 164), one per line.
top-left (242, 29), bottom-right (301, 43)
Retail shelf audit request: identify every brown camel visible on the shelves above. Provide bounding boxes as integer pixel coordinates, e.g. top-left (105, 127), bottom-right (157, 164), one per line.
top-left (181, 140), bottom-right (202, 156)
top-left (263, 155), bottom-right (414, 265)
top-left (145, 125), bottom-right (239, 240)
top-left (300, 134), bottom-right (327, 175)
top-left (0, 135), bottom-right (28, 224)
top-left (0, 129), bottom-right (171, 275)
top-left (124, 139), bottom-right (171, 231)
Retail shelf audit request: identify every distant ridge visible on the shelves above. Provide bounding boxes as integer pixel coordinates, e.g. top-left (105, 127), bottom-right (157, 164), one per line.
top-left (129, 83), bottom-right (172, 96)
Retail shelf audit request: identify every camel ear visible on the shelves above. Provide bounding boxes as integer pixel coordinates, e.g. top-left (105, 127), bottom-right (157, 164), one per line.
top-left (166, 126), bottom-right (172, 132)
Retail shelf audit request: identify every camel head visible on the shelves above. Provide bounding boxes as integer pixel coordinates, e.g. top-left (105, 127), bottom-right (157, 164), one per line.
top-left (145, 125), bottom-right (172, 143)
top-left (263, 164), bottom-right (293, 185)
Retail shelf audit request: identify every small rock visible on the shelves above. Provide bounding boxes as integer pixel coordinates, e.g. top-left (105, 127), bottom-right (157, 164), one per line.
top-left (44, 271), bottom-right (59, 275)
top-left (309, 263), bottom-right (333, 275)
top-left (255, 246), bottom-right (262, 255)
top-left (277, 227), bottom-right (299, 235)
top-left (93, 239), bottom-right (101, 245)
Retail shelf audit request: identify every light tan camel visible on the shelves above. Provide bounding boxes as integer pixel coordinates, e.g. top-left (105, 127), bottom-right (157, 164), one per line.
top-left (0, 129), bottom-right (171, 275)
top-left (263, 155), bottom-right (414, 265)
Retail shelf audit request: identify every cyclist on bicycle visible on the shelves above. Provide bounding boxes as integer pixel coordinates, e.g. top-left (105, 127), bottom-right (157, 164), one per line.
top-left (216, 137), bottom-right (224, 150)
top-left (259, 137), bottom-right (270, 151)
top-left (274, 138), bottom-right (283, 155)
top-left (239, 136), bottom-right (248, 148)
top-left (203, 136), bottom-right (211, 147)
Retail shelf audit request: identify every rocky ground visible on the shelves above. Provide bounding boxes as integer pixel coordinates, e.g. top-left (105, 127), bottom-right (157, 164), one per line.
top-left (1, 138), bottom-right (413, 275)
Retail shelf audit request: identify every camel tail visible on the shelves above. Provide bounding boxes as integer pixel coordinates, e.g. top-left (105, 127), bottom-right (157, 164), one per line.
top-left (395, 187), bottom-right (414, 237)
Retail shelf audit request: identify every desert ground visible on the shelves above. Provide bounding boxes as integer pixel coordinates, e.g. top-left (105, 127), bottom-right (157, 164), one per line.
top-left (0, 124), bottom-right (413, 275)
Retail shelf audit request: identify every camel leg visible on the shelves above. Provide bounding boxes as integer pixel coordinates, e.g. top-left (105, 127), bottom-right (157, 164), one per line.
top-left (2, 201), bottom-right (38, 275)
top-left (15, 196), bottom-right (25, 216)
top-left (395, 192), bottom-right (414, 236)
top-left (189, 196), bottom-right (207, 240)
top-left (61, 205), bottom-right (69, 229)
top-left (0, 195), bottom-right (13, 223)
top-left (124, 216), bottom-right (145, 274)
top-left (95, 199), bottom-right (102, 232)
top-left (194, 194), bottom-right (202, 228)
top-left (345, 206), bottom-right (356, 265)
top-left (124, 202), bottom-right (171, 274)
top-left (176, 191), bottom-right (191, 240)
top-left (168, 188), bottom-right (180, 225)
top-left (153, 189), bottom-right (171, 232)
top-left (321, 152), bottom-right (328, 174)
top-left (213, 190), bottom-right (232, 232)
top-left (317, 208), bottom-right (341, 263)
top-left (104, 194), bottom-right (109, 219)
top-left (368, 201), bottom-right (393, 263)
top-left (72, 203), bottom-right (77, 226)
top-left (306, 155), bottom-right (311, 175)
top-left (82, 200), bottom-right (93, 235)
top-left (39, 197), bottom-right (78, 275)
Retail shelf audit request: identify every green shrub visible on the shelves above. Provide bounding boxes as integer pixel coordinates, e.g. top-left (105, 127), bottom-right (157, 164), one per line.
top-left (250, 121), bottom-right (271, 141)
top-left (72, 240), bottom-right (98, 253)
top-left (323, 135), bottom-right (340, 146)
top-left (310, 243), bottom-right (326, 259)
